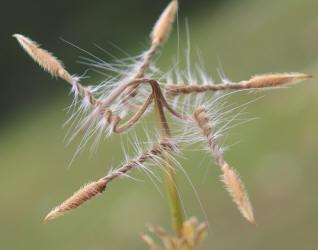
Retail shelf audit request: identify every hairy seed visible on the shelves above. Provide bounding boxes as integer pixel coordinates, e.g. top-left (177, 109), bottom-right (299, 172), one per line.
top-left (43, 179), bottom-right (106, 223)
top-left (13, 34), bottom-right (70, 80)
top-left (152, 0), bottom-right (178, 44)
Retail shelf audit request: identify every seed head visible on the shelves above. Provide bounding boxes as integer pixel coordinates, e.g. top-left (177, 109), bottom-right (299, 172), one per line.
top-left (13, 0), bottom-right (312, 233)
top-left (151, 0), bottom-right (178, 45)
top-left (43, 179), bottom-right (106, 223)
top-left (243, 73), bottom-right (312, 88)
top-left (221, 163), bottom-right (256, 226)
top-left (13, 34), bottom-right (72, 81)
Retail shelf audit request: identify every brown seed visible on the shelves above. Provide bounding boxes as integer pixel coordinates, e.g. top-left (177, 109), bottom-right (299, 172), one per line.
top-left (243, 73), bottom-right (312, 88)
top-left (151, 0), bottom-right (178, 44)
top-left (221, 164), bottom-right (256, 226)
top-left (43, 179), bottom-right (106, 223)
top-left (13, 34), bottom-right (70, 79)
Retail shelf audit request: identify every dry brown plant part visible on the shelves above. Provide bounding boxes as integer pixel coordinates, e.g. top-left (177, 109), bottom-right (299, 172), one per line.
top-left (13, 34), bottom-right (101, 107)
top-left (165, 73), bottom-right (312, 98)
top-left (14, 0), bottom-right (312, 247)
top-left (194, 108), bottom-right (255, 225)
top-left (43, 140), bottom-right (176, 223)
top-left (152, 0), bottom-right (178, 45)
top-left (120, 0), bottom-right (178, 107)
top-left (43, 179), bottom-right (107, 223)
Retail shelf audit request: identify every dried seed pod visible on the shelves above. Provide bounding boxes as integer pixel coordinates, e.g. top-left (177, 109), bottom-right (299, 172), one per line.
top-left (13, 34), bottom-right (71, 81)
top-left (221, 164), bottom-right (256, 226)
top-left (42, 141), bottom-right (175, 223)
top-left (43, 179), bottom-right (107, 223)
top-left (151, 0), bottom-right (178, 45)
top-left (194, 108), bottom-right (256, 225)
top-left (243, 73), bottom-right (312, 88)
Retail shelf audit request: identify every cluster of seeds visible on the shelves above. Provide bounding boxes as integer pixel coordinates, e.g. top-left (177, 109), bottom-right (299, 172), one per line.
top-left (14, 0), bottom-right (311, 248)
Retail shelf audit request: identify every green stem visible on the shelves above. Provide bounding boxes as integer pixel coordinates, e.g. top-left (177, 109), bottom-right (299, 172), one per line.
top-left (153, 87), bottom-right (184, 237)
top-left (162, 155), bottom-right (184, 237)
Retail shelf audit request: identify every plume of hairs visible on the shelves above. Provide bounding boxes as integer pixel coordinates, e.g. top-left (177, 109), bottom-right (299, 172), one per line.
top-left (14, 0), bottom-right (312, 247)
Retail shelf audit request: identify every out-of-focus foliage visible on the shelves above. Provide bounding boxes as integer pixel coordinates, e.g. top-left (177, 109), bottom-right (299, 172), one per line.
top-left (1, 0), bottom-right (317, 250)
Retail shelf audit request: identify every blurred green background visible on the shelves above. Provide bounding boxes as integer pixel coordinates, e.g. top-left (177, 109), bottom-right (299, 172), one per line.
top-left (1, 0), bottom-right (318, 249)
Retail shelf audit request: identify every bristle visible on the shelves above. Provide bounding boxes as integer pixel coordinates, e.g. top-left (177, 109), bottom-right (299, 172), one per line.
top-left (43, 179), bottom-right (106, 223)
top-left (151, 0), bottom-right (178, 44)
top-left (13, 34), bottom-right (70, 80)
top-left (221, 163), bottom-right (255, 226)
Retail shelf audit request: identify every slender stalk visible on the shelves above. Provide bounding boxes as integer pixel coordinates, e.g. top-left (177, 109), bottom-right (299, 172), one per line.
top-left (153, 86), bottom-right (184, 237)
top-left (162, 155), bottom-right (184, 237)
